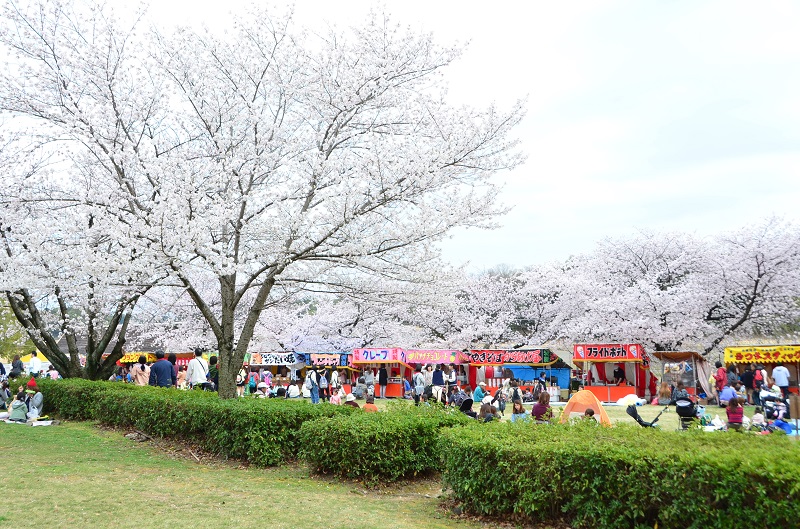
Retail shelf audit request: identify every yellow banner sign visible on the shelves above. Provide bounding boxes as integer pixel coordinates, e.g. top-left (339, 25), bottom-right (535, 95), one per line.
top-left (724, 345), bottom-right (800, 364)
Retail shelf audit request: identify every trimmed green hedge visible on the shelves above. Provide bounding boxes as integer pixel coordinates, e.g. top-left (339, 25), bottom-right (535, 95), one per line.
top-left (37, 378), bottom-right (354, 466)
top-left (440, 421), bottom-right (800, 529)
top-left (298, 403), bottom-right (472, 485)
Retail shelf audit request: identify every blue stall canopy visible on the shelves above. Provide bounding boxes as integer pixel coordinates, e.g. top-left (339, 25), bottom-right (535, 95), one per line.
top-left (504, 366), bottom-right (571, 389)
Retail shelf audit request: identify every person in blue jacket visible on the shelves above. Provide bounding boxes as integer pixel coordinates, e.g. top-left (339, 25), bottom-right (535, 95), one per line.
top-left (149, 350), bottom-right (177, 388)
top-left (473, 382), bottom-right (488, 403)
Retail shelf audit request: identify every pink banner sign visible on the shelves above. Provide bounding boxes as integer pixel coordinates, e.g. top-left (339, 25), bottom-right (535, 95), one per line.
top-left (352, 348), bottom-right (407, 363)
top-left (405, 349), bottom-right (460, 364)
top-left (573, 343), bottom-right (644, 362)
top-left (310, 354), bottom-right (341, 366)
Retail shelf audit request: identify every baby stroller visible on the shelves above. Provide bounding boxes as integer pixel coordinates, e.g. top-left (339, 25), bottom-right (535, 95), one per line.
top-left (459, 398), bottom-right (477, 419)
top-left (627, 405), bottom-right (668, 428)
top-left (762, 396), bottom-right (789, 421)
top-left (674, 397), bottom-right (701, 430)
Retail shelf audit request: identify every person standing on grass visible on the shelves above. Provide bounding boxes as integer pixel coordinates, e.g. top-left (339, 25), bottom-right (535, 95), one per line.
top-left (424, 364), bottom-right (434, 387)
top-left (131, 355), bottom-right (150, 386)
top-left (363, 368), bottom-right (375, 397)
top-left (740, 365), bottom-right (754, 404)
top-left (713, 361), bottom-right (726, 392)
top-left (413, 366), bottom-right (425, 405)
top-left (329, 368), bottom-right (339, 394)
top-left (432, 364), bottom-right (445, 403)
top-left (306, 368), bottom-right (320, 404)
top-left (167, 353), bottom-right (179, 380)
top-left (186, 349), bottom-right (209, 390)
top-left (378, 365), bottom-right (388, 399)
top-left (27, 351), bottom-right (42, 378)
top-left (208, 356), bottom-right (219, 390)
top-left (771, 363), bottom-right (791, 399)
top-left (148, 350), bottom-right (177, 388)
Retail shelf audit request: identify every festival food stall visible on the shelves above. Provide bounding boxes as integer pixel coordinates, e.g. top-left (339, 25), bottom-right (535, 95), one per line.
top-left (459, 349), bottom-right (560, 397)
top-left (405, 349), bottom-right (464, 385)
top-left (573, 343), bottom-right (648, 402)
top-left (649, 351), bottom-right (711, 397)
top-left (304, 353), bottom-right (356, 393)
top-left (246, 352), bottom-right (306, 388)
top-left (352, 348), bottom-right (413, 398)
top-left (724, 345), bottom-right (800, 394)
top-left (115, 351), bottom-right (195, 367)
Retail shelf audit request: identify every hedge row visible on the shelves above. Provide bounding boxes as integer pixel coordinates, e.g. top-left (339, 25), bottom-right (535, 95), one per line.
top-left (298, 403), bottom-right (471, 484)
top-left (37, 378), bottom-right (354, 466)
top-left (439, 421), bottom-right (800, 529)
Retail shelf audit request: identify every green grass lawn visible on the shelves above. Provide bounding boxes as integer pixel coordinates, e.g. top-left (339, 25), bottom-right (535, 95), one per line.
top-left (0, 421), bottom-right (484, 529)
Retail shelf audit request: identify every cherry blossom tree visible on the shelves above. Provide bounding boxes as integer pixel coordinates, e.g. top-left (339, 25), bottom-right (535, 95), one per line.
top-left (0, 0), bottom-right (523, 396)
top-left (0, 193), bottom-right (161, 379)
top-left (552, 220), bottom-right (800, 356)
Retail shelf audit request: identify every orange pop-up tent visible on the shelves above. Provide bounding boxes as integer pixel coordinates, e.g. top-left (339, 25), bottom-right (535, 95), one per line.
top-left (559, 389), bottom-right (612, 425)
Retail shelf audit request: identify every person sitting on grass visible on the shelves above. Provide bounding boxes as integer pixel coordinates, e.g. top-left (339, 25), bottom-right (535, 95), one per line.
top-left (478, 403), bottom-right (499, 423)
top-left (363, 395), bottom-right (379, 412)
top-left (329, 388), bottom-right (344, 405)
top-left (8, 389), bottom-right (29, 422)
top-left (0, 381), bottom-right (10, 410)
top-left (531, 391), bottom-right (553, 423)
top-left (510, 399), bottom-right (528, 423)
top-left (751, 406), bottom-right (766, 428)
top-left (343, 393), bottom-right (359, 408)
top-left (583, 408), bottom-right (595, 420)
top-left (657, 382), bottom-right (672, 406)
top-left (734, 381), bottom-right (747, 401)
top-left (24, 379), bottom-right (44, 419)
top-left (718, 383), bottom-right (737, 408)
top-left (670, 381), bottom-right (690, 403)
top-left (726, 397), bottom-right (744, 431)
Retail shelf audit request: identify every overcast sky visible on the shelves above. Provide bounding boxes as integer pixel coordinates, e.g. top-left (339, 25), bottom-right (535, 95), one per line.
top-left (148, 1), bottom-right (800, 270)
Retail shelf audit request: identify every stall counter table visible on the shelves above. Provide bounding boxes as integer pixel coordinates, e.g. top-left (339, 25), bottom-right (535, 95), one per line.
top-left (585, 385), bottom-right (636, 403)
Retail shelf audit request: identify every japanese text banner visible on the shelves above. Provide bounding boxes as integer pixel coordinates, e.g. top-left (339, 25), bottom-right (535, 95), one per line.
top-left (573, 344), bottom-right (644, 362)
top-left (458, 349), bottom-right (557, 365)
top-left (405, 349), bottom-right (460, 364)
top-left (724, 345), bottom-right (800, 364)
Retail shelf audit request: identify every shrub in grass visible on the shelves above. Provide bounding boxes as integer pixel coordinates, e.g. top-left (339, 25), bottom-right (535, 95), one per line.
top-left (37, 378), bottom-right (129, 420)
top-left (38, 378), bottom-right (354, 466)
top-left (439, 421), bottom-right (800, 529)
top-left (298, 405), bottom-right (472, 485)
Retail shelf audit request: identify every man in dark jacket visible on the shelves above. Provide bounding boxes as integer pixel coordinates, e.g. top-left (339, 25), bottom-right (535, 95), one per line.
top-left (149, 350), bottom-right (177, 387)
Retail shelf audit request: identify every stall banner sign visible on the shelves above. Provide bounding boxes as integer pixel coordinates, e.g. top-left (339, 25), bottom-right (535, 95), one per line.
top-left (353, 348), bottom-right (407, 363)
top-left (724, 345), bottom-right (800, 364)
top-left (405, 349), bottom-right (460, 364)
top-left (573, 344), bottom-right (644, 362)
top-left (309, 354), bottom-right (341, 366)
top-left (459, 349), bottom-right (556, 365)
top-left (119, 352), bottom-right (157, 363)
top-left (249, 352), bottom-right (297, 365)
